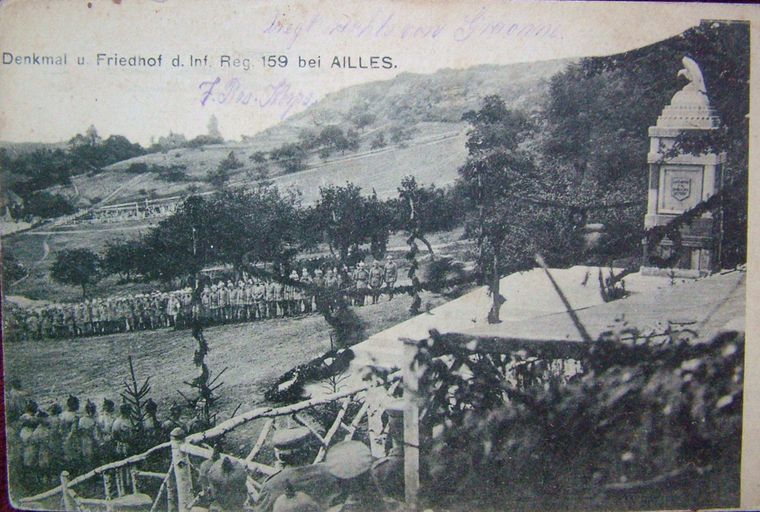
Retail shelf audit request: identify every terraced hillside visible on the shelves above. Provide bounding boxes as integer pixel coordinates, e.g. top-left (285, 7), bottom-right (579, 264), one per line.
top-left (43, 59), bottom-right (568, 207)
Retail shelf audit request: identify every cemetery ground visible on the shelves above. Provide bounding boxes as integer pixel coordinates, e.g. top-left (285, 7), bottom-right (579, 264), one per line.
top-left (2, 288), bottom-right (451, 417)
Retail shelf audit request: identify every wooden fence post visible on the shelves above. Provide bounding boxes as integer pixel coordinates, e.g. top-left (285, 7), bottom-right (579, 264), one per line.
top-left (103, 472), bottom-right (114, 512)
top-left (402, 339), bottom-right (422, 511)
top-left (130, 467), bottom-right (139, 494)
top-left (366, 386), bottom-right (388, 458)
top-left (60, 471), bottom-right (77, 512)
top-left (170, 427), bottom-right (194, 511)
top-left (166, 469), bottom-right (177, 512)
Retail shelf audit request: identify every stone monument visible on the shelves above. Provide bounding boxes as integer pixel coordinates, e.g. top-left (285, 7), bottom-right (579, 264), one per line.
top-left (641, 56), bottom-right (726, 277)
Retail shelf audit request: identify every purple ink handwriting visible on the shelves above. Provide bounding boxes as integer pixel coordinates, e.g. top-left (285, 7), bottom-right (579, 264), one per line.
top-left (198, 76), bottom-right (316, 120)
top-left (260, 7), bottom-right (562, 48)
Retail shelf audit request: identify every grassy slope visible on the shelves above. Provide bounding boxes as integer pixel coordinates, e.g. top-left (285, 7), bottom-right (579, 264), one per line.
top-left (4, 223), bottom-right (156, 302)
top-left (46, 59), bottom-right (568, 206)
top-left (2, 291), bottom-right (451, 416)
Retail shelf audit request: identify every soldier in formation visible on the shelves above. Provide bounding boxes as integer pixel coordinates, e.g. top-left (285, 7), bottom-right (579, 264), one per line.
top-left (6, 257), bottom-right (403, 342)
top-left (5, 383), bottom-right (223, 494)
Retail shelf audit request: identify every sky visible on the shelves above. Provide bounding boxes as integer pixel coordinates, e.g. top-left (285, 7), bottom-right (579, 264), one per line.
top-left (0, 0), bottom-right (756, 145)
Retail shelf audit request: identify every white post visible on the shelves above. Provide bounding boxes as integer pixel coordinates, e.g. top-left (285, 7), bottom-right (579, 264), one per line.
top-left (166, 469), bottom-right (177, 512)
top-left (60, 471), bottom-right (77, 512)
top-left (170, 427), bottom-right (194, 511)
top-left (130, 466), bottom-right (139, 494)
top-left (103, 472), bottom-right (114, 512)
top-left (366, 386), bottom-right (388, 458)
top-left (402, 339), bottom-right (421, 511)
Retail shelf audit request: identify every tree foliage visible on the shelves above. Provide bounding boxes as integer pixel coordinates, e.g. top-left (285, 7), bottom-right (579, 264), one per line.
top-left (2, 250), bottom-right (27, 285)
top-left (270, 142), bottom-right (307, 174)
top-left (542, 20), bottom-right (748, 265)
top-left (103, 238), bottom-right (146, 281)
top-left (207, 151), bottom-right (242, 189)
top-left (419, 328), bottom-right (743, 511)
top-left (310, 183), bottom-right (391, 264)
top-left (22, 191), bottom-right (77, 220)
top-left (459, 96), bottom-right (542, 322)
top-left (50, 248), bottom-right (102, 298)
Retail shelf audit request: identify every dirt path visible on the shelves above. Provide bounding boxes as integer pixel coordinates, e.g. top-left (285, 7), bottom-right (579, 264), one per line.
top-left (10, 235), bottom-right (50, 287)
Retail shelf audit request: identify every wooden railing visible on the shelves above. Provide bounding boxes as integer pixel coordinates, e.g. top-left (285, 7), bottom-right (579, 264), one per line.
top-left (18, 378), bottom-right (401, 512)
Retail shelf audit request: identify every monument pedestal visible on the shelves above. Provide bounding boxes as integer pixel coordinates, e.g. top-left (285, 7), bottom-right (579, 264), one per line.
top-left (641, 59), bottom-right (725, 278)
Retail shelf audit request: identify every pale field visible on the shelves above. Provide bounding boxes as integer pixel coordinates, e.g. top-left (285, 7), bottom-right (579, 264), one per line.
top-left (2, 290), bottom-right (451, 417)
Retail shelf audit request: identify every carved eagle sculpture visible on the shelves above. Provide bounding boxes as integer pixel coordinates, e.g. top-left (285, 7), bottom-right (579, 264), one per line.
top-left (677, 56), bottom-right (707, 94)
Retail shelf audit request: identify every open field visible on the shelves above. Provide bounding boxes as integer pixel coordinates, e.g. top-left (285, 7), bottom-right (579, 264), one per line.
top-left (2, 290), bottom-right (452, 417)
top-left (3, 222), bottom-right (156, 303)
top-left (53, 121), bottom-right (467, 206)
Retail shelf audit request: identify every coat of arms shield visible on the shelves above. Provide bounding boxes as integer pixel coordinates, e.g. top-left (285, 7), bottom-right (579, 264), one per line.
top-left (671, 177), bottom-right (692, 201)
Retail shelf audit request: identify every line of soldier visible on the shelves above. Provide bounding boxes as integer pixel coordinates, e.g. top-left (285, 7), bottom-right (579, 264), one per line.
top-left (5, 256), bottom-right (399, 342)
top-left (5, 379), bottom-right (206, 494)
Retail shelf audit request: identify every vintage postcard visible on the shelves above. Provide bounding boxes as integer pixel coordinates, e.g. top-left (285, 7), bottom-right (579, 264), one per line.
top-left (1, 1), bottom-right (758, 511)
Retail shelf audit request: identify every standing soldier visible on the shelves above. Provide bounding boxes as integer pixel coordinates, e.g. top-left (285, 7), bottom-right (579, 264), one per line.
top-left (368, 260), bottom-right (384, 304)
top-left (96, 399), bottom-right (116, 463)
top-left (85, 299), bottom-right (95, 335)
top-left (254, 279), bottom-right (266, 320)
top-left (120, 297), bottom-right (132, 332)
top-left (54, 305), bottom-right (66, 338)
top-left (300, 268), bottom-right (313, 313)
top-left (146, 293), bottom-right (157, 330)
top-left (78, 400), bottom-right (98, 469)
top-left (160, 292), bottom-right (170, 327)
top-left (61, 395), bottom-right (81, 465)
top-left (19, 401), bottom-right (39, 480)
top-left (39, 306), bottom-right (52, 339)
top-left (111, 403), bottom-right (134, 490)
top-left (166, 293), bottom-right (179, 328)
top-left (90, 300), bottom-right (102, 335)
top-left (25, 309), bottom-right (41, 341)
top-left (20, 410), bottom-right (39, 486)
top-left (60, 395), bottom-right (80, 431)
top-left (288, 270), bottom-right (300, 316)
top-left (327, 267), bottom-right (339, 288)
top-left (143, 399), bottom-right (161, 447)
top-left (101, 299), bottom-right (112, 334)
top-left (32, 411), bottom-right (53, 485)
top-left (201, 286), bottom-right (211, 326)
top-left (234, 280), bottom-right (245, 321)
top-left (63, 304), bottom-right (76, 338)
top-left (276, 276), bottom-right (287, 318)
top-left (161, 403), bottom-right (186, 437)
top-left (383, 255), bottom-right (398, 300)
top-left (210, 284), bottom-right (220, 324)
top-left (173, 293), bottom-right (184, 328)
top-left (244, 278), bottom-right (255, 321)
top-left (353, 262), bottom-right (369, 306)
top-left (48, 403), bottom-right (64, 477)
top-left (266, 278), bottom-right (278, 318)
top-left (6, 378), bottom-right (28, 422)
top-left (73, 302), bottom-right (86, 337)
top-left (226, 281), bottom-right (236, 322)
top-left (111, 404), bottom-right (134, 458)
top-left (135, 296), bottom-right (147, 331)
top-left (111, 298), bottom-right (123, 333)
top-left (312, 269), bottom-right (325, 312)
top-left (174, 288), bottom-right (188, 328)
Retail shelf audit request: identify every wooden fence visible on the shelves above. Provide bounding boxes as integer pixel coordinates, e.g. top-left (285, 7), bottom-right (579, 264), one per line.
top-left (19, 377), bottom-right (402, 512)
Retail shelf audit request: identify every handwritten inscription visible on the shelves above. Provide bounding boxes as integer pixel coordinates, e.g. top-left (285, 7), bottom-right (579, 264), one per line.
top-left (261, 7), bottom-right (562, 49)
top-left (198, 76), bottom-right (316, 120)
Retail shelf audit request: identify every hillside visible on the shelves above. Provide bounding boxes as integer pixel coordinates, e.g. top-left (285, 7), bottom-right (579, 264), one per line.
top-left (47, 59), bottom-right (569, 207)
